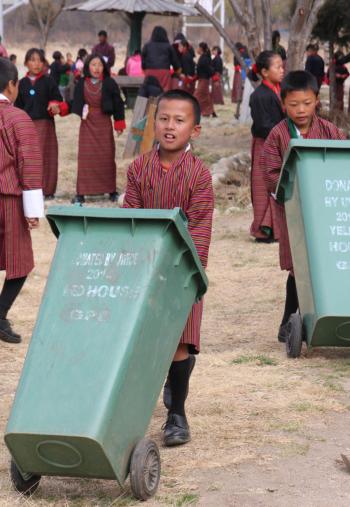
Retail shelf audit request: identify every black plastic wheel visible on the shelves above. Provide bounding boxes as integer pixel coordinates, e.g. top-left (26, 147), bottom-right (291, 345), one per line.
top-left (130, 438), bottom-right (161, 501)
top-left (286, 313), bottom-right (303, 358)
top-left (10, 459), bottom-right (41, 496)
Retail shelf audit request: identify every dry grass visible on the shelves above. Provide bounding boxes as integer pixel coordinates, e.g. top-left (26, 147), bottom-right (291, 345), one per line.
top-left (1, 103), bottom-right (350, 505)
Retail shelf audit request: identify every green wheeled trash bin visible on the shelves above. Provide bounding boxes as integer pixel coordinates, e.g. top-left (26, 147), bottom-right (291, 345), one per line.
top-left (4, 206), bottom-right (208, 500)
top-left (276, 139), bottom-right (350, 358)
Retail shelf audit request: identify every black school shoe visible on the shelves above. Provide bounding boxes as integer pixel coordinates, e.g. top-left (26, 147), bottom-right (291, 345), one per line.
top-left (163, 413), bottom-right (191, 447)
top-left (163, 355), bottom-right (196, 410)
top-left (0, 319), bottom-right (21, 343)
top-left (278, 323), bottom-right (289, 343)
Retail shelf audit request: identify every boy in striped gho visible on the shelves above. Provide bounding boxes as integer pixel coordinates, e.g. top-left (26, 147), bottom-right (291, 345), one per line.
top-left (0, 58), bottom-right (44, 344)
top-left (123, 90), bottom-right (214, 447)
top-left (261, 71), bottom-right (346, 344)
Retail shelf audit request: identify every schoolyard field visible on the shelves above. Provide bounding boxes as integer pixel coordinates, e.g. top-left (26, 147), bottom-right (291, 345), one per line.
top-left (1, 102), bottom-right (350, 507)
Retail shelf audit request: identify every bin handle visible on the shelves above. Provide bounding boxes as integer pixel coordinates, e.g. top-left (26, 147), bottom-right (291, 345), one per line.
top-left (184, 269), bottom-right (199, 288)
top-left (174, 247), bottom-right (191, 267)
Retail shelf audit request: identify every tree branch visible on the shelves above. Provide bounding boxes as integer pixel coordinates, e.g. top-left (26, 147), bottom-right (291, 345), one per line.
top-left (261, 0), bottom-right (272, 49)
top-left (194, 2), bottom-right (252, 73)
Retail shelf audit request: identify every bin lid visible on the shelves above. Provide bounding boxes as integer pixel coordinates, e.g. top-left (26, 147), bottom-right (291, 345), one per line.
top-left (46, 205), bottom-right (208, 297)
top-left (276, 139), bottom-right (350, 204)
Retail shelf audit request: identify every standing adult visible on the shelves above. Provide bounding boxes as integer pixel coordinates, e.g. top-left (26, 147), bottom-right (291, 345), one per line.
top-left (141, 26), bottom-right (180, 92)
top-left (272, 30), bottom-right (287, 66)
top-left (92, 30), bottom-right (115, 71)
top-left (305, 44), bottom-right (324, 90)
top-left (0, 36), bottom-right (8, 58)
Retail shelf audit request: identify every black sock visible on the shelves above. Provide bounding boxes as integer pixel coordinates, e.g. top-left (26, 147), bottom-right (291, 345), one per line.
top-left (168, 357), bottom-right (191, 417)
top-left (281, 274), bottom-right (299, 326)
top-left (0, 277), bottom-right (27, 319)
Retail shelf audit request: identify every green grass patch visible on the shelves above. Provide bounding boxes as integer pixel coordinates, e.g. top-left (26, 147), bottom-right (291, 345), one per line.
top-left (231, 354), bottom-right (278, 366)
top-left (174, 493), bottom-right (200, 506)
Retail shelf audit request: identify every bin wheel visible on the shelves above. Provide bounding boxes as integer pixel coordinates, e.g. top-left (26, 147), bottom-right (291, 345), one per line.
top-left (10, 459), bottom-right (41, 496)
top-left (130, 438), bottom-right (160, 501)
top-left (286, 313), bottom-right (303, 358)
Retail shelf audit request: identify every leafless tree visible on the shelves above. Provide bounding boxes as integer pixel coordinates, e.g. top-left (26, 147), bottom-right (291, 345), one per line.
top-left (29, 0), bottom-right (66, 50)
top-left (287, 0), bottom-right (325, 70)
top-left (195, 0), bottom-right (326, 69)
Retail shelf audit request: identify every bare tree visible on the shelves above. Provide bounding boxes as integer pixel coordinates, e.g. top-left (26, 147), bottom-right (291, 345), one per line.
top-left (194, 2), bottom-right (253, 74)
top-left (287, 0), bottom-right (325, 70)
top-left (29, 0), bottom-right (66, 49)
top-left (195, 0), bottom-right (326, 70)
top-left (227, 0), bottom-right (261, 57)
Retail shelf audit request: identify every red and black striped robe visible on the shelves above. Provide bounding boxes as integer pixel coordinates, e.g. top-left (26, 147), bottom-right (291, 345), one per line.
top-left (0, 101), bottom-right (43, 279)
top-left (123, 147), bottom-right (214, 353)
top-left (261, 115), bottom-right (346, 272)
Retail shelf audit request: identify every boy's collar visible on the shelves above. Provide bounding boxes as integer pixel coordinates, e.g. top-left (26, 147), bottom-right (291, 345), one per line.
top-left (157, 143), bottom-right (191, 153)
top-left (0, 93), bottom-right (10, 102)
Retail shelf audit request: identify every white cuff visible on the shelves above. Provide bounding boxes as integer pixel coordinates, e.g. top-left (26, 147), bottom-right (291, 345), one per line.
top-left (23, 189), bottom-right (44, 218)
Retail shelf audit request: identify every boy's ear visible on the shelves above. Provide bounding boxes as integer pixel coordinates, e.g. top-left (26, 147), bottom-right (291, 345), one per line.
top-left (191, 124), bottom-right (201, 140)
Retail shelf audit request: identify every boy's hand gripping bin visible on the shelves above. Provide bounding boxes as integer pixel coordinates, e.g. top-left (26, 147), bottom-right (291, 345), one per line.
top-left (4, 207), bottom-right (208, 500)
top-left (276, 139), bottom-right (350, 358)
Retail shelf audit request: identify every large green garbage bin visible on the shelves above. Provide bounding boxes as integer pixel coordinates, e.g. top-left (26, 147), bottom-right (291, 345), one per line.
top-left (276, 139), bottom-right (350, 357)
top-left (5, 206), bottom-right (208, 499)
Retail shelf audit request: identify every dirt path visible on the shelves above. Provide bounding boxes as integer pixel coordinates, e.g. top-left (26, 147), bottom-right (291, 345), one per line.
top-left (2, 211), bottom-right (350, 506)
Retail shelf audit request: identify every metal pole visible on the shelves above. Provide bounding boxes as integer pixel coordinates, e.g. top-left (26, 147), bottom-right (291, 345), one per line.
top-left (220, 0), bottom-right (224, 53)
top-left (0, 0), bottom-right (4, 39)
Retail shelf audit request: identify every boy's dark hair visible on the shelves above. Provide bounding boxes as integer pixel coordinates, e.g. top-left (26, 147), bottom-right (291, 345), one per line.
top-left (52, 50), bottom-right (63, 61)
top-left (98, 30), bottom-right (107, 37)
top-left (156, 89), bottom-right (201, 125)
top-left (150, 26), bottom-right (169, 43)
top-left (83, 54), bottom-right (110, 79)
top-left (24, 48), bottom-right (45, 64)
top-left (212, 46), bottom-right (222, 55)
top-left (256, 50), bottom-right (280, 74)
top-left (0, 57), bottom-right (18, 92)
top-left (9, 54), bottom-right (17, 62)
top-left (281, 70), bottom-right (319, 100)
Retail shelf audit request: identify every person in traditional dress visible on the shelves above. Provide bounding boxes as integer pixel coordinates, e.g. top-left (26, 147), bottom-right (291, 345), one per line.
top-left (92, 30), bottom-right (115, 71)
top-left (261, 70), bottom-right (346, 343)
top-left (249, 50), bottom-right (284, 243)
top-left (194, 42), bottom-right (216, 117)
top-left (141, 26), bottom-right (180, 92)
top-left (0, 57), bottom-right (44, 344)
top-left (15, 48), bottom-right (68, 200)
top-left (123, 89), bottom-right (214, 447)
top-left (272, 30), bottom-right (287, 68)
top-left (177, 40), bottom-right (196, 94)
top-left (211, 46), bottom-right (224, 105)
top-left (71, 54), bottom-right (126, 204)
top-left (329, 51), bottom-right (349, 112)
top-left (305, 44), bottom-right (324, 91)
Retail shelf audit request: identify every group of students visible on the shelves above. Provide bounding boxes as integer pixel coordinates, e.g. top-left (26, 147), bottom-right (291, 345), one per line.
top-left (7, 47), bottom-right (125, 204)
top-left (1, 36), bottom-right (349, 449)
top-left (138, 26), bottom-right (225, 117)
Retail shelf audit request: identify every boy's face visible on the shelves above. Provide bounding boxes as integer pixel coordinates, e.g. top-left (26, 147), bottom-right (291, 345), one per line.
top-left (155, 99), bottom-right (201, 152)
top-left (4, 80), bottom-right (19, 102)
top-left (283, 89), bottom-right (318, 130)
